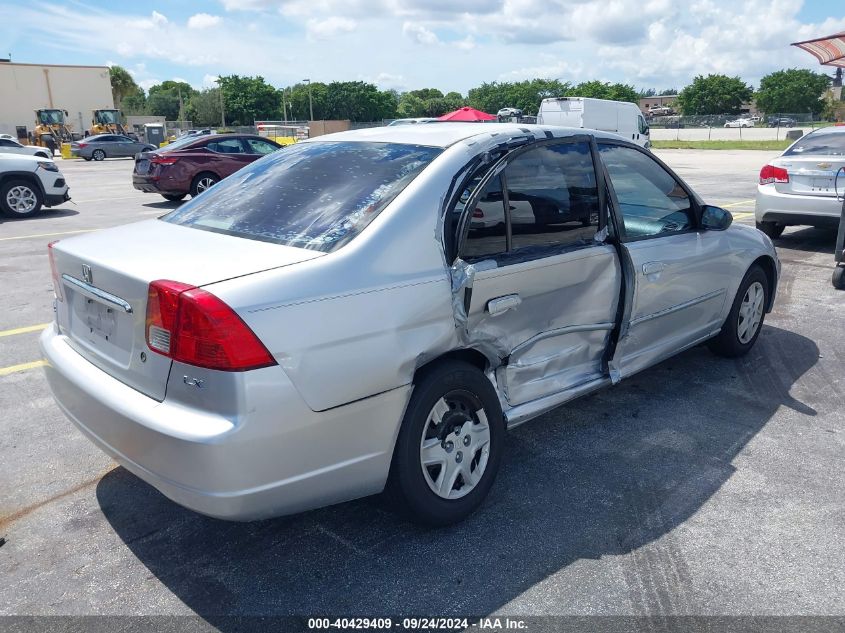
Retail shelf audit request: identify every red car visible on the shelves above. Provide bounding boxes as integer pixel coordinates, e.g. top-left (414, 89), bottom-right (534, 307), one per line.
top-left (133, 134), bottom-right (283, 201)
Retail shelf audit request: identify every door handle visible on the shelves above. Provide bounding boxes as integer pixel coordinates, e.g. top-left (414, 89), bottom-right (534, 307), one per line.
top-left (487, 294), bottom-right (521, 316)
top-left (642, 261), bottom-right (667, 275)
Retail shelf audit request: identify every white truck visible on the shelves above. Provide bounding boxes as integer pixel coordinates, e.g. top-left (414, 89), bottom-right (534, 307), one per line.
top-left (537, 97), bottom-right (651, 148)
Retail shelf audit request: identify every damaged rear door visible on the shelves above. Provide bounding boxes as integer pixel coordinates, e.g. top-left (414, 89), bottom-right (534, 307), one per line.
top-left (451, 137), bottom-right (622, 407)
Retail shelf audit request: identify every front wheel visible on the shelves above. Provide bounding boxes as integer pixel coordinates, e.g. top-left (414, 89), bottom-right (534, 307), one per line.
top-left (1, 179), bottom-right (44, 218)
top-left (386, 361), bottom-right (504, 526)
top-left (756, 221), bottom-right (785, 239)
top-left (708, 265), bottom-right (769, 358)
top-left (833, 265), bottom-right (845, 290)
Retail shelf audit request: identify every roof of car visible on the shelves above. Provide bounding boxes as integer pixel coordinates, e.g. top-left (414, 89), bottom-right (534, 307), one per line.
top-left (305, 122), bottom-right (621, 148)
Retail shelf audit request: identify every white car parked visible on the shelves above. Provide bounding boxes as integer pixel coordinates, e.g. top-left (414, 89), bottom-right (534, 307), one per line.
top-left (724, 118), bottom-right (754, 128)
top-left (0, 154), bottom-right (70, 217)
top-left (0, 137), bottom-right (53, 158)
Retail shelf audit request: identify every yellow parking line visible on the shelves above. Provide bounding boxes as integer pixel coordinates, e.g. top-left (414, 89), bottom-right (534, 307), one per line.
top-left (0, 229), bottom-right (96, 242)
top-left (0, 323), bottom-right (50, 338)
top-left (0, 360), bottom-right (47, 377)
top-left (732, 211), bottom-right (754, 218)
top-left (721, 199), bottom-right (755, 208)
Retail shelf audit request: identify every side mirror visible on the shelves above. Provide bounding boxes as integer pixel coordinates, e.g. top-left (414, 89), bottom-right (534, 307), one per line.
top-left (701, 205), bottom-right (733, 231)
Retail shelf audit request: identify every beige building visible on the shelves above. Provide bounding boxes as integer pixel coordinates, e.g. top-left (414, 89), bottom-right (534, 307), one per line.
top-left (0, 61), bottom-right (114, 139)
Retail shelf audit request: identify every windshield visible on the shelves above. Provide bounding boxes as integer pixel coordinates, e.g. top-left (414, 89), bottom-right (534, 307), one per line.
top-left (96, 110), bottom-right (120, 124)
top-left (162, 141), bottom-right (441, 252)
top-left (784, 130), bottom-right (845, 156)
top-left (39, 110), bottom-right (64, 125)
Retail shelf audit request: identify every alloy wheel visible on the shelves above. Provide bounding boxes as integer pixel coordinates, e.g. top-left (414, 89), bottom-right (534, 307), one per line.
top-left (6, 185), bottom-right (37, 214)
top-left (419, 389), bottom-right (491, 500)
top-left (196, 177), bottom-right (216, 194)
top-left (737, 281), bottom-right (765, 344)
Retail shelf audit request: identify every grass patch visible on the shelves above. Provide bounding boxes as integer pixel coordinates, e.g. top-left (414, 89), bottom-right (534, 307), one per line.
top-left (652, 140), bottom-right (792, 150)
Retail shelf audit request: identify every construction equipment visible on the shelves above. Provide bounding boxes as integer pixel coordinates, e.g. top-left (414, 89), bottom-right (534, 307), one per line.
top-left (33, 109), bottom-right (73, 152)
top-left (90, 109), bottom-right (127, 135)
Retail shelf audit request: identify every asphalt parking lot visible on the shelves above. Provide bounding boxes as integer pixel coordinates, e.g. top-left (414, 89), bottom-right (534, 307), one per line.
top-left (1, 151), bottom-right (843, 626)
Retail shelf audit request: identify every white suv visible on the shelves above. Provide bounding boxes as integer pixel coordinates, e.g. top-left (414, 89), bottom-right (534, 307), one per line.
top-left (0, 154), bottom-right (70, 218)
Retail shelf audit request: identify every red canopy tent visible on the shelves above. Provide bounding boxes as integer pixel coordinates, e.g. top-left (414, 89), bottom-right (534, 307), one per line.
top-left (792, 31), bottom-right (845, 68)
top-left (438, 106), bottom-right (496, 122)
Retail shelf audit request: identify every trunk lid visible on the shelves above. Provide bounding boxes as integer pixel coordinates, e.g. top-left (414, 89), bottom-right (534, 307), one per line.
top-left (51, 219), bottom-right (323, 400)
top-left (774, 155), bottom-right (845, 198)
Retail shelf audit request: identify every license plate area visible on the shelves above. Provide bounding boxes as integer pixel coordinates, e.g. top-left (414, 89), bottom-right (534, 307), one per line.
top-left (67, 288), bottom-right (132, 365)
top-left (811, 177), bottom-right (832, 191)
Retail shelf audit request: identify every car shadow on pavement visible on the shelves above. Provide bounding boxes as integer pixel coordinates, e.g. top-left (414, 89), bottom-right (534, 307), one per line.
top-left (0, 207), bottom-right (79, 223)
top-left (96, 324), bottom-right (818, 623)
top-left (775, 227), bottom-right (837, 256)
top-left (142, 200), bottom-right (185, 210)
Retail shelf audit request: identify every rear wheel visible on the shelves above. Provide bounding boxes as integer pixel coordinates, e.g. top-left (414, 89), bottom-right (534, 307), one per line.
top-left (756, 221), bottom-right (785, 239)
top-left (190, 172), bottom-right (219, 197)
top-left (708, 265), bottom-right (769, 358)
top-left (1, 179), bottom-right (44, 218)
top-left (386, 360), bottom-right (504, 526)
top-left (92, 149), bottom-right (106, 161)
top-left (833, 266), bottom-right (845, 290)
top-left (162, 193), bottom-right (186, 202)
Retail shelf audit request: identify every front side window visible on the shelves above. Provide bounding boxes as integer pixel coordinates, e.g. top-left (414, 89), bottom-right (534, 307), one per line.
top-left (246, 138), bottom-right (280, 155)
top-left (458, 141), bottom-right (601, 263)
top-left (162, 141), bottom-right (441, 252)
top-left (599, 144), bottom-right (693, 238)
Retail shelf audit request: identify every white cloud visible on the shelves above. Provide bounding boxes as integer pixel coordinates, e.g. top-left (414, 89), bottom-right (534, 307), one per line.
top-left (306, 16), bottom-right (356, 39)
top-left (364, 72), bottom-right (407, 90)
top-left (202, 74), bottom-right (220, 88)
top-left (187, 13), bottom-right (222, 29)
top-left (402, 21), bottom-right (440, 45)
top-left (454, 36), bottom-right (476, 51)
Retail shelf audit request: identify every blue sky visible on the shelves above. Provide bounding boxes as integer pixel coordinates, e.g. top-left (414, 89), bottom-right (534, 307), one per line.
top-left (0, 0), bottom-right (842, 94)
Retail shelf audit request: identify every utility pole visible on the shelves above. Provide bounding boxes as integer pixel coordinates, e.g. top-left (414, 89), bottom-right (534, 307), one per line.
top-left (303, 78), bottom-right (313, 121)
top-left (217, 79), bottom-right (225, 128)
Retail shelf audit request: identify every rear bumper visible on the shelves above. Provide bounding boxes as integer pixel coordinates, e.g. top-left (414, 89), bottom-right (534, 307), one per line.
top-left (756, 185), bottom-right (844, 227)
top-left (40, 325), bottom-right (410, 520)
top-left (132, 174), bottom-right (186, 196)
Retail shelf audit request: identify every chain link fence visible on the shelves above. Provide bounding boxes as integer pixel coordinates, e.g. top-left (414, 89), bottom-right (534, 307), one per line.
top-left (648, 113), bottom-right (835, 141)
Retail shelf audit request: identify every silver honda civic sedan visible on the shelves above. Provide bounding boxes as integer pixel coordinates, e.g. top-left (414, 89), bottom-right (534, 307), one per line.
top-left (41, 123), bottom-right (780, 525)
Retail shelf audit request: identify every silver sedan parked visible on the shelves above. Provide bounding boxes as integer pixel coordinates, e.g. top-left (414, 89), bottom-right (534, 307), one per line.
top-left (41, 124), bottom-right (779, 525)
top-left (756, 125), bottom-right (845, 238)
top-left (71, 134), bottom-right (156, 161)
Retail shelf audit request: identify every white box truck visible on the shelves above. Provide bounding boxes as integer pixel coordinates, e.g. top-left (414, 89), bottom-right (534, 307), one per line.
top-left (537, 97), bottom-right (651, 148)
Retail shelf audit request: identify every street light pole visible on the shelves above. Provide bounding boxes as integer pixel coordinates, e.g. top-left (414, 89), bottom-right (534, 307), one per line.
top-left (216, 79), bottom-right (225, 129)
top-left (303, 78), bottom-right (313, 122)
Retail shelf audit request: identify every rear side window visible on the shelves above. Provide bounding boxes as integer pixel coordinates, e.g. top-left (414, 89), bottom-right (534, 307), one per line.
top-left (162, 141), bottom-right (441, 252)
top-left (207, 138), bottom-right (245, 154)
top-left (784, 131), bottom-right (845, 156)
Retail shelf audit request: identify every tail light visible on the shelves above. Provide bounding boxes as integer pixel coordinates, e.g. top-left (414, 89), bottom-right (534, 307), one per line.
top-left (473, 208), bottom-right (484, 218)
top-left (150, 156), bottom-right (178, 166)
top-left (759, 164), bottom-right (789, 185)
top-left (145, 280), bottom-right (276, 372)
top-left (77, 142), bottom-right (88, 148)
top-left (47, 241), bottom-right (63, 301)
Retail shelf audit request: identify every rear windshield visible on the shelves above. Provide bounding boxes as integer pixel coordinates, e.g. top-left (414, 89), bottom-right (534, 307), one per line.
top-left (161, 141), bottom-right (441, 252)
top-left (784, 130), bottom-right (845, 156)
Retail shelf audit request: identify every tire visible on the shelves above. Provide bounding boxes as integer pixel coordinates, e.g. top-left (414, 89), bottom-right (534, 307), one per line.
top-left (190, 172), bottom-right (219, 197)
top-left (708, 265), bottom-right (769, 358)
top-left (833, 266), bottom-right (845, 290)
top-left (92, 149), bottom-right (106, 161)
top-left (162, 193), bottom-right (186, 202)
top-left (385, 360), bottom-right (505, 526)
top-left (0, 179), bottom-right (44, 218)
top-left (756, 221), bottom-right (785, 239)
top-left (83, 157), bottom-right (92, 162)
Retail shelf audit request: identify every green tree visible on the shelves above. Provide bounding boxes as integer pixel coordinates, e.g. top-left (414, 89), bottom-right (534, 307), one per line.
top-left (286, 81), bottom-right (328, 121)
top-left (396, 89), bottom-right (464, 118)
top-left (409, 88), bottom-right (443, 101)
top-left (567, 81), bottom-right (640, 103)
top-left (146, 81), bottom-right (197, 120)
top-left (217, 75), bottom-right (282, 125)
top-left (108, 65), bottom-right (140, 108)
top-left (754, 69), bottom-right (830, 116)
top-left (121, 87), bottom-right (147, 115)
top-left (187, 88), bottom-right (224, 127)
top-left (322, 81), bottom-right (397, 121)
top-left (396, 93), bottom-right (426, 117)
top-left (467, 79), bottom-right (570, 115)
top-left (675, 74), bottom-right (753, 115)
